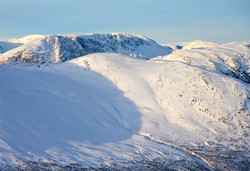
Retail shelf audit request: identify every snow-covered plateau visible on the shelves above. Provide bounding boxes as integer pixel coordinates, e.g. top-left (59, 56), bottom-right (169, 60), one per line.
top-left (0, 33), bottom-right (250, 170)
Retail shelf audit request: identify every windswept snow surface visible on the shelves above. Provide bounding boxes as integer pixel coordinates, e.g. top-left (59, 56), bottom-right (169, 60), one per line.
top-left (0, 40), bottom-right (250, 170)
top-left (0, 33), bottom-right (172, 65)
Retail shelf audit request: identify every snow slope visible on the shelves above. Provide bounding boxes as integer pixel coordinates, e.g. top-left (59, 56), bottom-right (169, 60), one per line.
top-left (0, 35), bottom-right (45, 54)
top-left (0, 42), bottom-right (22, 54)
top-left (1, 50), bottom-right (250, 170)
top-left (2, 35), bottom-right (45, 44)
top-left (0, 33), bottom-right (172, 65)
top-left (156, 40), bottom-right (250, 83)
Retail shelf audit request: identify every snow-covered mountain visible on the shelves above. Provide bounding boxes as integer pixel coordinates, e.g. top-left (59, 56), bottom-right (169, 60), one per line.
top-left (182, 40), bottom-right (219, 49)
top-left (0, 33), bottom-right (172, 64)
top-left (0, 36), bottom-right (250, 170)
top-left (0, 35), bottom-right (45, 54)
top-left (157, 40), bottom-right (250, 83)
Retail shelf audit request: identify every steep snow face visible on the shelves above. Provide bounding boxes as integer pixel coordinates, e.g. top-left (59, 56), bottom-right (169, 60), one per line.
top-left (0, 33), bottom-right (172, 64)
top-left (156, 41), bottom-right (250, 83)
top-left (1, 52), bottom-right (249, 169)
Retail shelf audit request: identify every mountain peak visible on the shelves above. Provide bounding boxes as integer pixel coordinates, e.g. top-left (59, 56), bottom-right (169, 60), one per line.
top-left (183, 40), bottom-right (219, 49)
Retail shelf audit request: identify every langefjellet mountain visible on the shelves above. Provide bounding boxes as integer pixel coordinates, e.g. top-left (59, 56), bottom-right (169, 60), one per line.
top-left (0, 33), bottom-right (250, 170)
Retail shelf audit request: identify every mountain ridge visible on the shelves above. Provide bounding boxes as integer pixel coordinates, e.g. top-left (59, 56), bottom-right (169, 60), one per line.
top-left (0, 33), bottom-right (172, 64)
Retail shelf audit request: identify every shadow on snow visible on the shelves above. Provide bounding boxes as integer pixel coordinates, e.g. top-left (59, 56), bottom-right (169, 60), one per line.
top-left (0, 62), bottom-right (141, 162)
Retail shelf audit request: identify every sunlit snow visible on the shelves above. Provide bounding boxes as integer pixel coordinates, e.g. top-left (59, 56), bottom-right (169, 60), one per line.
top-left (0, 34), bottom-right (249, 170)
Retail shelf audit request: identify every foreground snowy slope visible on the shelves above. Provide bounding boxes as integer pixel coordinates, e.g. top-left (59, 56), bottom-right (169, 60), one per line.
top-left (1, 50), bottom-right (250, 170)
top-left (0, 33), bottom-right (172, 64)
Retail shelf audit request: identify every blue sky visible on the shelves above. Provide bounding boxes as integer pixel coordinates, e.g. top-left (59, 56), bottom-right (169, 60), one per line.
top-left (0, 0), bottom-right (249, 43)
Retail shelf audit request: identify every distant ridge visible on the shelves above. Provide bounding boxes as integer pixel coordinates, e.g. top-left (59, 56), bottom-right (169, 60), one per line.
top-left (0, 33), bottom-right (172, 64)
